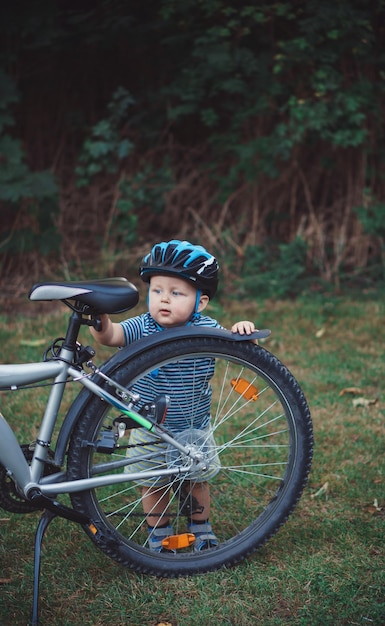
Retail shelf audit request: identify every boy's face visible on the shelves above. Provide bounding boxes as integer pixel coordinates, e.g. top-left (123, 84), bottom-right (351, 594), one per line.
top-left (148, 275), bottom-right (209, 327)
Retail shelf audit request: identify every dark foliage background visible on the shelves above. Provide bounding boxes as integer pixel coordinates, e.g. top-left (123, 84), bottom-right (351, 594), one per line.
top-left (1, 0), bottom-right (385, 299)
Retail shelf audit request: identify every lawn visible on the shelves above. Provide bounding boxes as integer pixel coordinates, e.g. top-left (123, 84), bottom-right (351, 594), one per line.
top-left (0, 294), bottom-right (384, 625)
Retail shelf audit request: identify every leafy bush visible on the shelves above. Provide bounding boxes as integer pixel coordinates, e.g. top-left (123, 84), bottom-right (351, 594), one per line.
top-left (2, 1), bottom-right (385, 288)
top-left (0, 71), bottom-right (59, 265)
top-left (238, 237), bottom-right (308, 299)
top-left (75, 87), bottom-right (135, 187)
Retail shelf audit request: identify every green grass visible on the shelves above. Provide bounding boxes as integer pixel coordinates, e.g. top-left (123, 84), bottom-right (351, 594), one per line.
top-left (0, 296), bottom-right (384, 625)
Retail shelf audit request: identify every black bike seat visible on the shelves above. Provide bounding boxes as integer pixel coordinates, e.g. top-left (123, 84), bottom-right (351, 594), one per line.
top-left (29, 278), bottom-right (139, 315)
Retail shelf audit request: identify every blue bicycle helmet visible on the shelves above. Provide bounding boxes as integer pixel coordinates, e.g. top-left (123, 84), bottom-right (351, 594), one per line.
top-left (140, 240), bottom-right (219, 299)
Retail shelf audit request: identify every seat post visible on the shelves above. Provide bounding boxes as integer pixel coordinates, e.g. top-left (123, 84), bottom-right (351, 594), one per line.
top-left (62, 310), bottom-right (84, 352)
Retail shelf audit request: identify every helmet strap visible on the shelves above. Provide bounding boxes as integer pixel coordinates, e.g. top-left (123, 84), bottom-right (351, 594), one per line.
top-left (188, 289), bottom-right (202, 324)
top-left (194, 289), bottom-right (202, 314)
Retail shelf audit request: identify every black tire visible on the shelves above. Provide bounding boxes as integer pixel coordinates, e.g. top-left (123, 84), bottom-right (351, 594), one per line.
top-left (68, 337), bottom-right (313, 576)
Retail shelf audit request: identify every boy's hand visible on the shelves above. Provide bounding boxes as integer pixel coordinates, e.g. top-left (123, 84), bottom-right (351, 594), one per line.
top-left (231, 320), bottom-right (259, 344)
top-left (231, 320), bottom-right (256, 335)
top-left (89, 314), bottom-right (125, 346)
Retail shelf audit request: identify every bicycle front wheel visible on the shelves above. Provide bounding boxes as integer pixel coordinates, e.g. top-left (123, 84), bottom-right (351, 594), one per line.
top-left (68, 336), bottom-right (313, 576)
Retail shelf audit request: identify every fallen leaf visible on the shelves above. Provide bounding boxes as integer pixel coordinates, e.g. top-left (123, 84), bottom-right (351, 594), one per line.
top-left (366, 499), bottom-right (383, 515)
top-left (315, 327), bottom-right (325, 338)
top-left (352, 397), bottom-right (378, 408)
top-left (339, 387), bottom-right (362, 396)
top-left (310, 481), bottom-right (329, 499)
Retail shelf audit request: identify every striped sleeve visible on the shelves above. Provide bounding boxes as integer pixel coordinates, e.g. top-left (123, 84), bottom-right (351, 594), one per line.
top-left (120, 313), bottom-right (150, 345)
top-left (193, 314), bottom-right (224, 329)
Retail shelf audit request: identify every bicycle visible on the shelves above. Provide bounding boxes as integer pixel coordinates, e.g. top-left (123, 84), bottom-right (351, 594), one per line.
top-left (0, 277), bottom-right (313, 624)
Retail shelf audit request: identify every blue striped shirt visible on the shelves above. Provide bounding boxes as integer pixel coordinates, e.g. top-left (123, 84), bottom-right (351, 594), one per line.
top-left (120, 313), bottom-right (222, 432)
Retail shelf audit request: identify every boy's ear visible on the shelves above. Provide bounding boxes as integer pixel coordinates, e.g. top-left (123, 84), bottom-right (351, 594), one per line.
top-left (197, 294), bottom-right (209, 312)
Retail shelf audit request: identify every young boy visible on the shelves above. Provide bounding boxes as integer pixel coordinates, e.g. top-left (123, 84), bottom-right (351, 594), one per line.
top-left (90, 239), bottom-right (257, 551)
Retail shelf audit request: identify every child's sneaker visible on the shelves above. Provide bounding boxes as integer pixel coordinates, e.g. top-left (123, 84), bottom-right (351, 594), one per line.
top-left (187, 521), bottom-right (218, 551)
top-left (147, 524), bottom-right (174, 552)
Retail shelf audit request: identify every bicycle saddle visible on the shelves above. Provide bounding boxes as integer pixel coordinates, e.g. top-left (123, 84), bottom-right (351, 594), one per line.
top-left (29, 278), bottom-right (139, 315)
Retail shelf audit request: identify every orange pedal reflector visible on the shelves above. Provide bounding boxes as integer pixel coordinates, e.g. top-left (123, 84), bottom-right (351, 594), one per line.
top-left (161, 533), bottom-right (196, 550)
top-left (231, 377), bottom-right (259, 401)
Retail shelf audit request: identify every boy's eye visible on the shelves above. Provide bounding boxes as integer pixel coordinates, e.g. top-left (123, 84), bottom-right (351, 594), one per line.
top-left (151, 287), bottom-right (185, 296)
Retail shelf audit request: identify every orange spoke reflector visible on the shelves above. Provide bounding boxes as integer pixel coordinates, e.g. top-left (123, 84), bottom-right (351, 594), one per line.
top-left (161, 533), bottom-right (196, 550)
top-left (231, 377), bottom-right (259, 401)
top-left (88, 523), bottom-right (98, 535)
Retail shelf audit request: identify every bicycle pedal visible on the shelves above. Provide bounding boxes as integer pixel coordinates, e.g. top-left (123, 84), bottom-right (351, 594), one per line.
top-left (161, 533), bottom-right (196, 550)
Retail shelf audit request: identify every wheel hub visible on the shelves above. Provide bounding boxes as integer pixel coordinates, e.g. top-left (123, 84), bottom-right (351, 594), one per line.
top-left (166, 428), bottom-right (220, 480)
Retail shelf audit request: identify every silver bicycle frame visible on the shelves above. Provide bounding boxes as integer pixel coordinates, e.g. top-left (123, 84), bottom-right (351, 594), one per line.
top-left (0, 351), bottom-right (196, 500)
top-left (0, 326), bottom-right (270, 501)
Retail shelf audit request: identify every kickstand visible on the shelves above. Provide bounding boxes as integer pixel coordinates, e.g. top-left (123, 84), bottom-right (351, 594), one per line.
top-left (31, 509), bottom-right (57, 626)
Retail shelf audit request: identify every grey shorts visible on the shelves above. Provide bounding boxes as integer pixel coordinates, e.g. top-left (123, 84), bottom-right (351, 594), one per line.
top-left (124, 425), bottom-right (221, 487)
